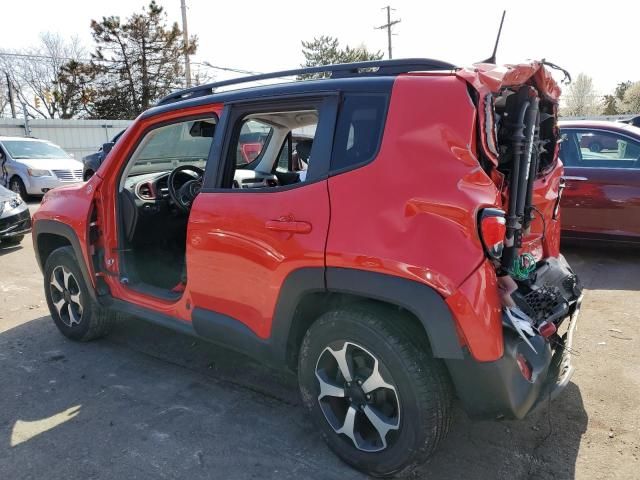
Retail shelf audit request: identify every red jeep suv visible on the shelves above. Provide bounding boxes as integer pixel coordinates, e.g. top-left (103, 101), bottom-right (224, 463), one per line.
top-left (32, 59), bottom-right (582, 477)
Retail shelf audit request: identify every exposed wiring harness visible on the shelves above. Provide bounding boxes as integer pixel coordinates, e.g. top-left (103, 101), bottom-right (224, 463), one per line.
top-left (512, 252), bottom-right (537, 280)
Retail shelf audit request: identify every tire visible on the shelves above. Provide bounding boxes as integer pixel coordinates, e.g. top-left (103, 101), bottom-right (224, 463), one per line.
top-left (298, 305), bottom-right (452, 477)
top-left (1, 235), bottom-right (24, 245)
top-left (9, 176), bottom-right (28, 200)
top-left (43, 246), bottom-right (118, 341)
top-left (84, 170), bottom-right (94, 181)
top-left (589, 142), bottom-right (602, 153)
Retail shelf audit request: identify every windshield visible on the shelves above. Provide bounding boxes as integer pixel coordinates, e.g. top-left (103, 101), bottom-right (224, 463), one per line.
top-left (3, 140), bottom-right (71, 159)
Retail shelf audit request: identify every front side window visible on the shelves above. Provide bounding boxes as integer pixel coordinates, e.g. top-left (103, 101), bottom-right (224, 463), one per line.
top-left (573, 129), bottom-right (640, 167)
top-left (126, 118), bottom-right (217, 177)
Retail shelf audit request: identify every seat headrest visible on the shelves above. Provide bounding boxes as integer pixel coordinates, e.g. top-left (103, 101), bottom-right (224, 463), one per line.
top-left (295, 139), bottom-right (313, 161)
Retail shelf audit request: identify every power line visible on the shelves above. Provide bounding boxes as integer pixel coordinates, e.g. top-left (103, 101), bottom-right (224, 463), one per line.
top-left (375, 6), bottom-right (401, 60)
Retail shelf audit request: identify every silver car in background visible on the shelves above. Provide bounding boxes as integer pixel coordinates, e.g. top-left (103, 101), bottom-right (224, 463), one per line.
top-left (0, 136), bottom-right (84, 199)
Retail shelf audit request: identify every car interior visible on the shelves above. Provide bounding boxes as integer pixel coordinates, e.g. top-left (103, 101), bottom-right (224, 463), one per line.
top-left (117, 110), bottom-right (319, 296)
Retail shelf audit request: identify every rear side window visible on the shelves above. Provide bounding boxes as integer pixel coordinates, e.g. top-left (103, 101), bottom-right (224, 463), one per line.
top-left (331, 94), bottom-right (387, 173)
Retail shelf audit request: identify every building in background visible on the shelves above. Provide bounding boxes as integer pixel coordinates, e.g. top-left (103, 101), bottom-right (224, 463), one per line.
top-left (0, 119), bottom-right (132, 160)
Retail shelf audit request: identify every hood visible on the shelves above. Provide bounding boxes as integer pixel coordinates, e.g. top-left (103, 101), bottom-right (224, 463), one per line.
top-left (0, 184), bottom-right (18, 201)
top-left (17, 157), bottom-right (84, 171)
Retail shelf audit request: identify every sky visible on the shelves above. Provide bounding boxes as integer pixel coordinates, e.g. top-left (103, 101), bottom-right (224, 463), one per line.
top-left (1, 0), bottom-right (639, 97)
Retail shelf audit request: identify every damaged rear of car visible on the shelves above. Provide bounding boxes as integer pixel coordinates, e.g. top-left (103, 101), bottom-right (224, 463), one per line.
top-left (447, 61), bottom-right (583, 419)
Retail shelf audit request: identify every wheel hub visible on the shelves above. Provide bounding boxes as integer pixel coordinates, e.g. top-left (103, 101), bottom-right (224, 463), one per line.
top-left (315, 341), bottom-right (400, 452)
top-left (345, 381), bottom-right (366, 406)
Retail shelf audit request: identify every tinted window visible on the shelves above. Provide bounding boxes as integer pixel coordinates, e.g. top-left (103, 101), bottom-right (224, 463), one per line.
top-left (562, 128), bottom-right (640, 168)
top-left (331, 94), bottom-right (387, 172)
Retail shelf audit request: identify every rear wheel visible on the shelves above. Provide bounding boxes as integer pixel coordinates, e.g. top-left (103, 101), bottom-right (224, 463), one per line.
top-left (298, 305), bottom-right (452, 477)
top-left (9, 176), bottom-right (28, 200)
top-left (44, 246), bottom-right (119, 341)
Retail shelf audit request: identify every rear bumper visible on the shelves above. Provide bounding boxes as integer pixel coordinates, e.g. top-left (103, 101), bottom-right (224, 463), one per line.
top-left (445, 295), bottom-right (582, 419)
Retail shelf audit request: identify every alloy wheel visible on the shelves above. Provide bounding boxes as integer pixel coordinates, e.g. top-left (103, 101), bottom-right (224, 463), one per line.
top-left (49, 265), bottom-right (83, 327)
top-left (315, 341), bottom-right (401, 452)
top-left (10, 180), bottom-right (21, 195)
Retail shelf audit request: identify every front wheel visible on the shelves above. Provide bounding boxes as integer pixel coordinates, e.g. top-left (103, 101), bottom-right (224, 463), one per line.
top-left (9, 176), bottom-right (28, 200)
top-left (298, 305), bottom-right (452, 477)
top-left (44, 246), bottom-right (119, 341)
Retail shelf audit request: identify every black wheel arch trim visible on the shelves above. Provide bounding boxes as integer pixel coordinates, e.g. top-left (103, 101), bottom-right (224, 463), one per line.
top-left (189, 267), bottom-right (465, 368)
top-left (324, 267), bottom-right (464, 360)
top-left (33, 219), bottom-right (99, 302)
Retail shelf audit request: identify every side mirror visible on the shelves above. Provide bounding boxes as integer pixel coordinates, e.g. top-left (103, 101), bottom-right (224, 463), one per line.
top-left (102, 142), bottom-right (115, 155)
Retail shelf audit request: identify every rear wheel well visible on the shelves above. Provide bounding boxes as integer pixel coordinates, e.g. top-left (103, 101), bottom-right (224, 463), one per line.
top-left (37, 233), bottom-right (72, 268)
top-left (285, 292), bottom-right (432, 370)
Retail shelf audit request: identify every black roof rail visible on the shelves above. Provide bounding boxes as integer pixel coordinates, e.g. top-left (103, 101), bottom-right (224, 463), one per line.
top-left (157, 58), bottom-right (457, 106)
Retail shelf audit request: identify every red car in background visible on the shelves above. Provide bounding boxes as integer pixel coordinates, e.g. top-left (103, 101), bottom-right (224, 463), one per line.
top-left (559, 120), bottom-right (640, 244)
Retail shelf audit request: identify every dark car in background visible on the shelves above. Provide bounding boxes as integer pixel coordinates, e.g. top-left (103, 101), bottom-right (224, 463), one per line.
top-left (559, 120), bottom-right (640, 244)
top-left (0, 184), bottom-right (31, 245)
top-left (82, 129), bottom-right (126, 180)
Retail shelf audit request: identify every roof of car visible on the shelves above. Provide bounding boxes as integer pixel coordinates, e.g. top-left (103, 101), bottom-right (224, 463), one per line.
top-left (558, 120), bottom-right (640, 137)
top-left (0, 136), bottom-right (47, 142)
top-left (147, 58), bottom-right (562, 122)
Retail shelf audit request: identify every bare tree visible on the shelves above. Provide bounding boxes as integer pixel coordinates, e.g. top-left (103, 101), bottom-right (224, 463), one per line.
top-left (0, 84), bottom-right (8, 117)
top-left (562, 73), bottom-right (601, 117)
top-left (0, 33), bottom-right (86, 119)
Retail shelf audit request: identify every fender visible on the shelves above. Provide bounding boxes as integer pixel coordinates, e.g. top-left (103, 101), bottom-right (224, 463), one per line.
top-left (325, 267), bottom-right (464, 360)
top-left (32, 219), bottom-right (99, 302)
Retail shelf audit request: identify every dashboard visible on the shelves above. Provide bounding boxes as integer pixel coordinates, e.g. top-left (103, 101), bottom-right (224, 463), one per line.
top-left (125, 169), bottom-right (281, 205)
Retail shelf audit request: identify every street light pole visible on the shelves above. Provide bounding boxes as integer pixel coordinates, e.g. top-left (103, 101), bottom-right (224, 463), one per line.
top-left (180, 0), bottom-right (192, 87)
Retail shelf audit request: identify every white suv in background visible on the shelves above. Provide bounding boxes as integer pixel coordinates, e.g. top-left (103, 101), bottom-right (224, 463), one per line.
top-left (0, 137), bottom-right (84, 198)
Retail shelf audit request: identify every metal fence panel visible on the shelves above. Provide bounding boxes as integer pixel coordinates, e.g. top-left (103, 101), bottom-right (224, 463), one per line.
top-left (0, 118), bottom-right (133, 160)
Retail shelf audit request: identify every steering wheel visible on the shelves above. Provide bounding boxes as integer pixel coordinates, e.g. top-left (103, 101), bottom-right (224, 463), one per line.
top-left (167, 165), bottom-right (204, 212)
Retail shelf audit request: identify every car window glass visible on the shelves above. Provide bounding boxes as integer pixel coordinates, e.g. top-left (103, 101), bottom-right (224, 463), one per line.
top-left (236, 120), bottom-right (273, 167)
top-left (574, 129), bottom-right (640, 167)
top-left (224, 108), bottom-right (320, 189)
top-left (559, 132), bottom-right (581, 166)
top-left (2, 141), bottom-right (71, 160)
top-left (126, 118), bottom-right (216, 177)
top-left (331, 94), bottom-right (387, 172)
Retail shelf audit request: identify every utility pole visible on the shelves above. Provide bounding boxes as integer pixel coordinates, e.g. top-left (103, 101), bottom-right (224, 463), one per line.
top-left (376, 6), bottom-right (401, 60)
top-left (5, 72), bottom-right (16, 118)
top-left (180, 0), bottom-right (192, 87)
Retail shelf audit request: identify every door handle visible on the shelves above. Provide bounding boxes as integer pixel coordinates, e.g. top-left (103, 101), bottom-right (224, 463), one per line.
top-left (562, 176), bottom-right (588, 181)
top-left (265, 219), bottom-right (312, 234)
